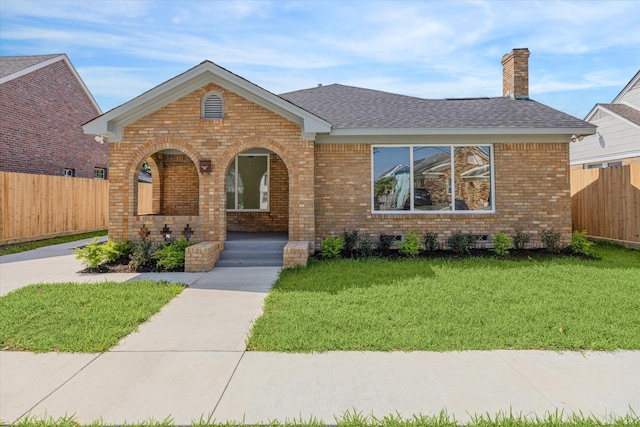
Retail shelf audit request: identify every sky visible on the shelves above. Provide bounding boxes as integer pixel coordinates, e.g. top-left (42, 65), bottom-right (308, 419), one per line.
top-left (1, 0), bottom-right (639, 119)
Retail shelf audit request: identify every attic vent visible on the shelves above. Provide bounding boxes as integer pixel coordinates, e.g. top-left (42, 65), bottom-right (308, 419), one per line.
top-left (202, 92), bottom-right (223, 119)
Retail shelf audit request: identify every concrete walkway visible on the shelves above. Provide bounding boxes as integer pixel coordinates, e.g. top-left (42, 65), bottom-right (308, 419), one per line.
top-left (1, 239), bottom-right (639, 425)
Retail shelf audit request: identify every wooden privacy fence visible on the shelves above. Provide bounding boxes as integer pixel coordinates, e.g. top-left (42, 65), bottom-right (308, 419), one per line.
top-left (571, 164), bottom-right (640, 244)
top-left (0, 172), bottom-right (109, 244)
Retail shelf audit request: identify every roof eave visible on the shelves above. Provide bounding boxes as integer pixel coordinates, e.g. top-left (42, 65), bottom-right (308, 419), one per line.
top-left (590, 104), bottom-right (640, 130)
top-left (329, 126), bottom-right (597, 137)
top-left (83, 62), bottom-right (331, 140)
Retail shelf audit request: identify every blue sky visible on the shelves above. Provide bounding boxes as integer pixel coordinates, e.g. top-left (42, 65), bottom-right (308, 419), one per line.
top-left (1, 0), bottom-right (639, 118)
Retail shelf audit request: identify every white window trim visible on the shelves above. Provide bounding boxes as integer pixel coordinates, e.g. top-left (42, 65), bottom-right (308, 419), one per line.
top-left (371, 144), bottom-right (495, 214)
top-left (227, 154), bottom-right (270, 212)
top-left (93, 167), bottom-right (107, 179)
top-left (201, 91), bottom-right (224, 119)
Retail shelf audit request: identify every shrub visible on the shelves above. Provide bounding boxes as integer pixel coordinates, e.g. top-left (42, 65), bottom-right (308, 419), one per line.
top-left (342, 230), bottom-right (359, 258)
top-left (321, 236), bottom-right (344, 259)
top-left (512, 229), bottom-right (531, 250)
top-left (493, 232), bottom-right (514, 257)
top-left (447, 232), bottom-right (477, 255)
top-left (540, 229), bottom-right (563, 253)
top-left (377, 234), bottom-right (395, 254)
top-left (423, 231), bottom-right (439, 252)
top-left (570, 230), bottom-right (594, 256)
top-left (355, 232), bottom-right (374, 258)
top-left (102, 240), bottom-right (133, 263)
top-left (75, 238), bottom-right (132, 269)
top-left (129, 239), bottom-right (155, 271)
top-left (398, 231), bottom-right (421, 257)
top-left (75, 238), bottom-right (105, 269)
top-left (153, 238), bottom-right (195, 271)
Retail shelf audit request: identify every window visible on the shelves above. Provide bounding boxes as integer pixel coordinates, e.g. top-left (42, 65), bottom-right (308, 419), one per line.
top-left (226, 155), bottom-right (269, 211)
top-left (585, 161), bottom-right (622, 169)
top-left (372, 145), bottom-right (493, 212)
top-left (93, 168), bottom-right (107, 179)
top-left (202, 92), bottom-right (223, 119)
top-left (63, 168), bottom-right (75, 177)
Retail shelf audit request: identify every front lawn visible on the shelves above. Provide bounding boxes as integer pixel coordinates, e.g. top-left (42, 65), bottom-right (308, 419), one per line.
top-left (0, 280), bottom-right (184, 352)
top-left (247, 243), bottom-right (640, 352)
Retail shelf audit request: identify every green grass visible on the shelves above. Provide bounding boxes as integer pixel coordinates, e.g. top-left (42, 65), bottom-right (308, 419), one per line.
top-left (247, 243), bottom-right (640, 352)
top-left (0, 280), bottom-right (184, 352)
top-left (0, 230), bottom-right (108, 256)
top-left (9, 410), bottom-right (639, 426)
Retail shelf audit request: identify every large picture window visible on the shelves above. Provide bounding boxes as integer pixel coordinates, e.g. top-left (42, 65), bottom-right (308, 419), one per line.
top-left (226, 155), bottom-right (269, 211)
top-left (372, 145), bottom-right (493, 213)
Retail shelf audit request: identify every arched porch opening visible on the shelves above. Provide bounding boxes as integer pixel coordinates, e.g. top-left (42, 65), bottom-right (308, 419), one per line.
top-left (224, 148), bottom-right (289, 235)
top-left (134, 149), bottom-right (199, 217)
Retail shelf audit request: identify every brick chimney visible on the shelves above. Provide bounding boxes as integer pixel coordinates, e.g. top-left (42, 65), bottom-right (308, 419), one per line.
top-left (501, 48), bottom-right (530, 99)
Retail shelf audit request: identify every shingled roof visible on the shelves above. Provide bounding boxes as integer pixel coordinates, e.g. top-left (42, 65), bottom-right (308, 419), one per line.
top-left (0, 54), bottom-right (62, 79)
top-left (280, 83), bottom-right (594, 131)
top-left (599, 103), bottom-right (640, 127)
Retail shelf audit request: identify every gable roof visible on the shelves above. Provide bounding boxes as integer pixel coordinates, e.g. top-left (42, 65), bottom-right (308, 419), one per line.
top-left (83, 60), bottom-right (332, 141)
top-left (280, 84), bottom-right (595, 136)
top-left (84, 60), bottom-right (595, 141)
top-left (0, 54), bottom-right (62, 79)
top-left (0, 54), bottom-right (101, 113)
top-left (598, 103), bottom-right (640, 128)
top-left (612, 70), bottom-right (640, 104)
top-left (584, 102), bottom-right (640, 131)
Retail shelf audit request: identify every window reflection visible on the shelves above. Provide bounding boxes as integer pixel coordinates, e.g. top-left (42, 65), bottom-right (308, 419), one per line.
top-left (373, 147), bottom-right (410, 211)
top-left (453, 146), bottom-right (492, 211)
top-left (413, 146), bottom-right (451, 211)
top-left (372, 145), bottom-right (492, 212)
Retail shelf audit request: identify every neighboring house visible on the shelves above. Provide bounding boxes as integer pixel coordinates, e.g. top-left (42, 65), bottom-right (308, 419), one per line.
top-left (83, 48), bottom-right (595, 269)
top-left (570, 70), bottom-right (640, 169)
top-left (0, 54), bottom-right (107, 179)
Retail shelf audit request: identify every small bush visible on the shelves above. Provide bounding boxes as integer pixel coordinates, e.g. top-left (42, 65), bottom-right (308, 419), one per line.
top-left (540, 229), bottom-right (563, 253)
top-left (423, 231), bottom-right (439, 252)
top-left (321, 235), bottom-right (344, 259)
top-left (512, 229), bottom-right (531, 250)
top-left (493, 232), bottom-right (514, 257)
top-left (342, 229), bottom-right (359, 258)
top-left (75, 238), bottom-right (105, 269)
top-left (570, 230), bottom-right (594, 256)
top-left (398, 231), bottom-right (421, 257)
top-left (355, 232), bottom-right (375, 258)
top-left (377, 234), bottom-right (395, 254)
top-left (129, 239), bottom-right (155, 271)
top-left (153, 238), bottom-right (195, 271)
top-left (102, 240), bottom-right (133, 263)
top-left (75, 238), bottom-right (132, 269)
top-left (447, 231), bottom-right (477, 255)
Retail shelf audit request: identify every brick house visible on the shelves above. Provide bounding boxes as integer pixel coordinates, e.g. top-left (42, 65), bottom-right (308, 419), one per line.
top-left (83, 48), bottom-right (595, 270)
top-left (0, 54), bottom-right (107, 179)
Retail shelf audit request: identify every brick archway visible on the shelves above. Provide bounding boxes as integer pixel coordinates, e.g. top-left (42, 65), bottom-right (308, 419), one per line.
top-left (213, 138), bottom-right (313, 243)
top-left (128, 139), bottom-right (202, 218)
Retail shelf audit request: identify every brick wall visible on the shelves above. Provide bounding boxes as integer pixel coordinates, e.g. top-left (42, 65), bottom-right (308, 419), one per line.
top-left (314, 142), bottom-right (572, 248)
top-left (108, 82), bottom-right (313, 243)
top-left (0, 60), bottom-right (107, 178)
top-left (157, 153), bottom-right (199, 216)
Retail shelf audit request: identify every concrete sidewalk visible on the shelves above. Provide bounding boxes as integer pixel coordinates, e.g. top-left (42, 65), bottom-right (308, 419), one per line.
top-left (1, 241), bottom-right (639, 425)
